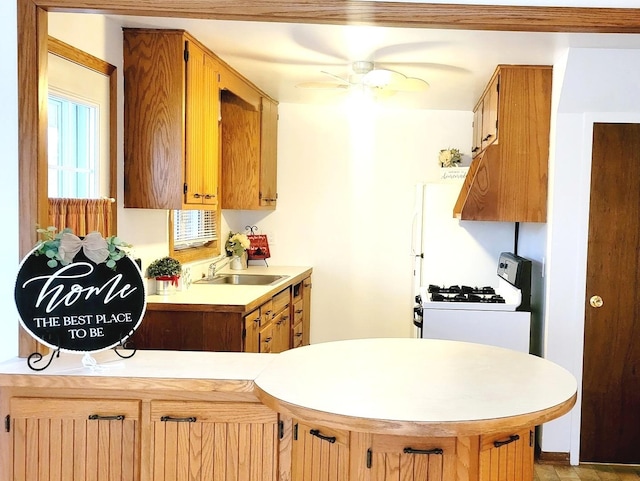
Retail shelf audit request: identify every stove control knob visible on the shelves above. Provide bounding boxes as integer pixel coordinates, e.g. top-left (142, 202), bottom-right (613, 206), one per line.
top-left (589, 295), bottom-right (604, 308)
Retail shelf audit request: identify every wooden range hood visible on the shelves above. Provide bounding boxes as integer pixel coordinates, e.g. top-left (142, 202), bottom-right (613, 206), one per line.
top-left (453, 65), bottom-right (552, 223)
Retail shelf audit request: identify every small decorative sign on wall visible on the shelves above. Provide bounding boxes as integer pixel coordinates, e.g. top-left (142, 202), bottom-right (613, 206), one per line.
top-left (14, 229), bottom-right (146, 369)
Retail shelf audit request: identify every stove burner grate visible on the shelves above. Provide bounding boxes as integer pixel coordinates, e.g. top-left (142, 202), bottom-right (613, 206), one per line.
top-left (428, 284), bottom-right (496, 296)
top-left (430, 292), bottom-right (506, 304)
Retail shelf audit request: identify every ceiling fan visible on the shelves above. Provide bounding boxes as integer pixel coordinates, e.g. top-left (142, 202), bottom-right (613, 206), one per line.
top-left (297, 61), bottom-right (430, 94)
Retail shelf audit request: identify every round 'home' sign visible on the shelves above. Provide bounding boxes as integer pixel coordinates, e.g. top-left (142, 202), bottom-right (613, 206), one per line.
top-left (14, 230), bottom-right (146, 353)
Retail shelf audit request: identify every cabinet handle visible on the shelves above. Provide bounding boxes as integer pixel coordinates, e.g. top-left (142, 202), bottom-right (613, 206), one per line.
top-left (265, 310), bottom-right (272, 316)
top-left (204, 194), bottom-right (215, 199)
top-left (254, 317), bottom-right (261, 324)
top-left (482, 134), bottom-right (493, 142)
top-left (160, 416), bottom-right (197, 423)
top-left (192, 193), bottom-right (201, 198)
top-left (295, 333), bottom-right (303, 338)
top-left (282, 315), bottom-right (289, 320)
top-left (262, 198), bottom-right (277, 202)
top-left (403, 447), bottom-right (443, 455)
top-left (471, 146), bottom-right (479, 153)
top-left (88, 414), bottom-right (125, 421)
top-left (309, 429), bottom-right (336, 444)
top-left (263, 337), bottom-right (272, 343)
top-left (493, 434), bottom-right (519, 448)
top-left (295, 309), bottom-right (303, 314)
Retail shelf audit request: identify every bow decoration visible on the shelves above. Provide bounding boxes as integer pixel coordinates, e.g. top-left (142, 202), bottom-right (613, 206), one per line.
top-left (58, 232), bottom-right (110, 265)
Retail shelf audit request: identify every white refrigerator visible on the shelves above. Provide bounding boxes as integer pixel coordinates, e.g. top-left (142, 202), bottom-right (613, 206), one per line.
top-left (410, 179), bottom-right (521, 340)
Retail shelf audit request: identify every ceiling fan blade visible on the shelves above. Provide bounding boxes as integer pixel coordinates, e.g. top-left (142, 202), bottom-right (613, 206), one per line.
top-left (296, 81), bottom-right (349, 90)
top-left (320, 70), bottom-right (351, 85)
top-left (392, 77), bottom-right (430, 92)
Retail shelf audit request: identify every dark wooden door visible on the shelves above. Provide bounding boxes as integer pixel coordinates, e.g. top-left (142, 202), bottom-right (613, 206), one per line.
top-left (580, 123), bottom-right (640, 463)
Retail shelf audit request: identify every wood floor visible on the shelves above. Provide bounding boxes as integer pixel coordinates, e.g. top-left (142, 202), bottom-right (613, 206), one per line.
top-left (534, 463), bottom-right (640, 480)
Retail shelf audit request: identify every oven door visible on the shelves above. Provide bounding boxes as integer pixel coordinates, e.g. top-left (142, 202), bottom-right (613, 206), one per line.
top-left (421, 308), bottom-right (531, 353)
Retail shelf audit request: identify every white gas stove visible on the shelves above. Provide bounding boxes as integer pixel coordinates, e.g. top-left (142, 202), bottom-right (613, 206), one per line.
top-left (414, 252), bottom-right (533, 353)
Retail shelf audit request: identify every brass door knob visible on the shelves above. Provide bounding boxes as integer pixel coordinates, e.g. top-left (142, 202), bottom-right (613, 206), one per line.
top-left (590, 295), bottom-right (604, 308)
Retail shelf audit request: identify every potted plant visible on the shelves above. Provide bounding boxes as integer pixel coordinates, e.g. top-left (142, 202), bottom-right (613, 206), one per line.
top-left (147, 256), bottom-right (182, 295)
top-left (225, 231), bottom-right (251, 270)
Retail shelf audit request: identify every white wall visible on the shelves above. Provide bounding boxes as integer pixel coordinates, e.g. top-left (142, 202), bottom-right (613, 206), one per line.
top-left (0, 0), bottom-right (19, 362)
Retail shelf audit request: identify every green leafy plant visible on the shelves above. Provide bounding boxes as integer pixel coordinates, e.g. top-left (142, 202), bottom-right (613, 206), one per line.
top-left (438, 148), bottom-right (462, 167)
top-left (147, 256), bottom-right (182, 278)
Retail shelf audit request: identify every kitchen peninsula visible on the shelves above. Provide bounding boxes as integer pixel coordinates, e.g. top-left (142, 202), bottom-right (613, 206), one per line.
top-left (0, 338), bottom-right (576, 481)
top-left (134, 265), bottom-right (312, 353)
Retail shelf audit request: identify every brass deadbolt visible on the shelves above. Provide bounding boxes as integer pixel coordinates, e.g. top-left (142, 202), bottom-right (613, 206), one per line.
top-left (589, 295), bottom-right (603, 308)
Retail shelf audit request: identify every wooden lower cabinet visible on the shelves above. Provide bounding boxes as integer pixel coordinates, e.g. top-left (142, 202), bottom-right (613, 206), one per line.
top-left (361, 434), bottom-right (457, 481)
top-left (290, 424), bottom-right (534, 481)
top-left (6, 396), bottom-right (280, 481)
top-left (292, 421), bottom-right (350, 481)
top-left (10, 397), bottom-right (140, 481)
top-left (149, 401), bottom-right (279, 481)
top-left (478, 429), bottom-right (534, 481)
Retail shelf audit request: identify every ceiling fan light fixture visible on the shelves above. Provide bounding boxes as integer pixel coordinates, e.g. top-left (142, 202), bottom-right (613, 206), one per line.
top-left (363, 69), bottom-right (405, 89)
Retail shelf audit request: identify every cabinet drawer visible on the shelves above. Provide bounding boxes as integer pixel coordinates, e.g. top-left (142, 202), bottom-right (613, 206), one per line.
top-left (260, 324), bottom-right (274, 353)
top-left (292, 321), bottom-right (304, 348)
top-left (273, 287), bottom-right (291, 313)
top-left (150, 401), bottom-right (277, 423)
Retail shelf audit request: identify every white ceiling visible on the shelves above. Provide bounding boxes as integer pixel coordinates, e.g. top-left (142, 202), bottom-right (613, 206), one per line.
top-left (108, 14), bottom-right (640, 111)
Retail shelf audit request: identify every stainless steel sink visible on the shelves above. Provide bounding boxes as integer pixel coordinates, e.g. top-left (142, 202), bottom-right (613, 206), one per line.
top-left (194, 274), bottom-right (287, 286)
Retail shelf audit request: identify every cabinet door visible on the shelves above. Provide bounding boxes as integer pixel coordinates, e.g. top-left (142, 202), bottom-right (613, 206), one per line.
top-left (260, 96), bottom-right (278, 207)
top-left (201, 53), bottom-right (220, 206)
top-left (481, 74), bottom-right (499, 150)
top-left (479, 429), bottom-right (533, 481)
top-left (123, 30), bottom-right (185, 209)
top-left (11, 397), bottom-right (140, 481)
top-left (272, 309), bottom-right (291, 353)
top-left (244, 308), bottom-right (261, 353)
top-left (471, 103), bottom-right (483, 157)
top-left (150, 401), bottom-right (278, 481)
top-left (292, 421), bottom-right (350, 481)
top-left (363, 434), bottom-right (456, 481)
top-left (184, 42), bottom-right (219, 206)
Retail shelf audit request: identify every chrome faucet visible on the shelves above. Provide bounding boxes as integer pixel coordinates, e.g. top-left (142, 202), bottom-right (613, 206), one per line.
top-left (208, 256), bottom-right (231, 279)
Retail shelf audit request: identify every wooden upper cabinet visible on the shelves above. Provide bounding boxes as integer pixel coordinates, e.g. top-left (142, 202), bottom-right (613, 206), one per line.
top-left (260, 96), bottom-right (279, 207)
top-left (220, 74), bottom-right (279, 210)
top-left (480, 74), bottom-right (499, 151)
top-left (184, 44), bottom-right (220, 206)
top-left (454, 65), bottom-right (552, 223)
top-left (123, 29), bottom-right (220, 210)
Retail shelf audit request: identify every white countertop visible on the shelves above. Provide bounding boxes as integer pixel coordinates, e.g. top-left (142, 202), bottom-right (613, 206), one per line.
top-left (0, 349), bottom-right (275, 383)
top-left (254, 338), bottom-right (577, 434)
top-left (0, 339), bottom-right (577, 436)
top-left (146, 265), bottom-right (312, 308)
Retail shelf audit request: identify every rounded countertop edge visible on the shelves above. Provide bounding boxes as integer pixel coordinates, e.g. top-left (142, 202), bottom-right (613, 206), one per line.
top-left (254, 385), bottom-right (577, 437)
